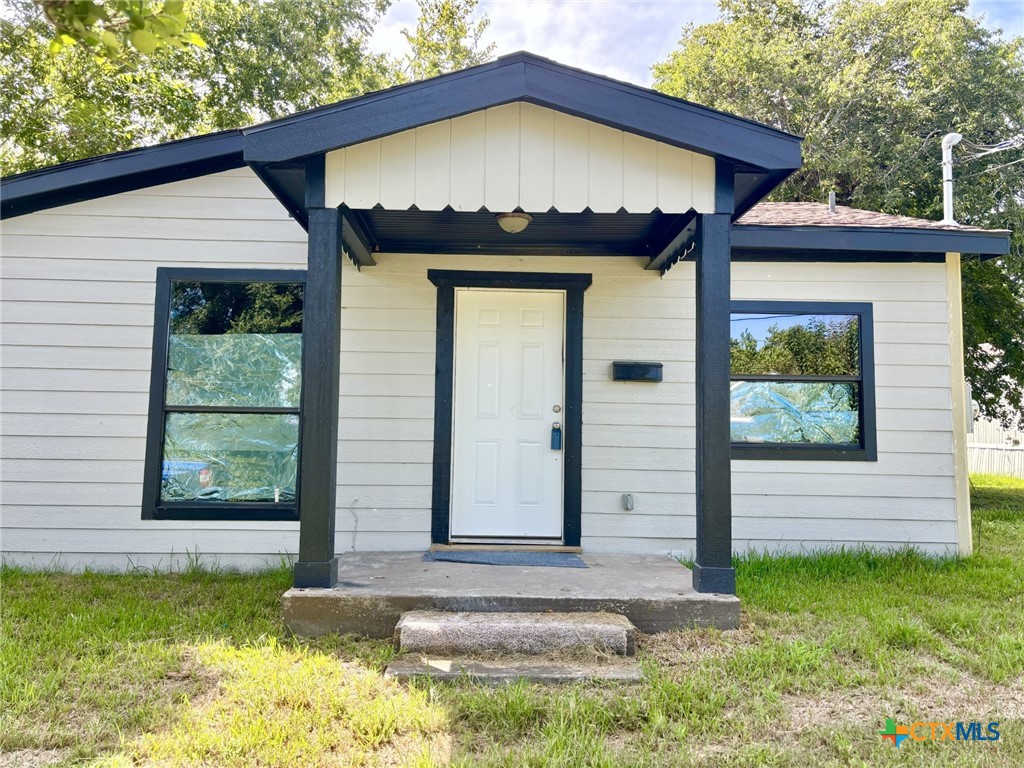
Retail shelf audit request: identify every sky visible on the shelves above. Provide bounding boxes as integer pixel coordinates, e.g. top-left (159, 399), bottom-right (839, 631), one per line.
top-left (368, 0), bottom-right (1024, 87)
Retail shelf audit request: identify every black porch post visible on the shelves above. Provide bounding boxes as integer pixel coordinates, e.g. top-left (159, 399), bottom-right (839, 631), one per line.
top-left (294, 157), bottom-right (342, 588)
top-left (693, 166), bottom-right (736, 594)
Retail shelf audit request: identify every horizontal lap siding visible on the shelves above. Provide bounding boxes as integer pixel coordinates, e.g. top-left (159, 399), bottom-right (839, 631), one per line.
top-left (334, 254), bottom-right (669, 554)
top-left (0, 170), bottom-right (312, 571)
top-left (2, 175), bottom-right (960, 567)
top-left (729, 261), bottom-right (958, 556)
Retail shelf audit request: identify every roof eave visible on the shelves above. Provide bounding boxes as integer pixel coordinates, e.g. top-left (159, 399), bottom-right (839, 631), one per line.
top-left (731, 224), bottom-right (1011, 257)
top-left (1, 131), bottom-right (244, 220)
top-left (241, 54), bottom-right (802, 174)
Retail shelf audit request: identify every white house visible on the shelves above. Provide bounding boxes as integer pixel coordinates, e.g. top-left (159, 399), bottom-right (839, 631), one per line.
top-left (0, 53), bottom-right (1010, 599)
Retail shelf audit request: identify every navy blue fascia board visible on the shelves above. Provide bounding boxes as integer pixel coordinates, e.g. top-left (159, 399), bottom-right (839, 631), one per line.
top-left (242, 54), bottom-right (802, 173)
top-left (732, 224), bottom-right (1010, 257)
top-left (1, 130), bottom-right (244, 219)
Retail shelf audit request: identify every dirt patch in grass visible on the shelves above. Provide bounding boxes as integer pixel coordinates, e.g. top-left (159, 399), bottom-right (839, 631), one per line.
top-left (637, 622), bottom-right (759, 668)
top-left (0, 749), bottom-right (69, 768)
top-left (783, 669), bottom-right (1024, 730)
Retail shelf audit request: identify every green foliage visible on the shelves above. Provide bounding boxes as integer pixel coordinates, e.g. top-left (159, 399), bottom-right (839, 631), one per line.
top-left (2, 0), bottom-right (496, 175)
top-left (169, 282), bottom-right (304, 335)
top-left (35, 0), bottom-right (205, 57)
top-left (394, 0), bottom-right (494, 82)
top-left (1, 0), bottom-right (388, 173)
top-left (731, 316), bottom-right (859, 375)
top-left (654, 0), bottom-right (1024, 426)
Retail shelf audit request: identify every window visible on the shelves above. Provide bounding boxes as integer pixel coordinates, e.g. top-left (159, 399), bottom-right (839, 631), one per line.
top-left (729, 301), bottom-right (876, 461)
top-left (142, 268), bottom-right (306, 520)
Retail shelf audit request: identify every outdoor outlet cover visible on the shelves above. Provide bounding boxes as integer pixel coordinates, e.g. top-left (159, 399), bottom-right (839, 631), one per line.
top-left (622, 493), bottom-right (634, 511)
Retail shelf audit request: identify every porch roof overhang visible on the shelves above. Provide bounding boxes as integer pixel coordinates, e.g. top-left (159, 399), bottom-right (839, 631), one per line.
top-left (242, 52), bottom-right (803, 262)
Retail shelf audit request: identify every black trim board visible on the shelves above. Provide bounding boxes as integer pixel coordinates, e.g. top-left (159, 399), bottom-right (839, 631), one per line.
top-left (730, 249), bottom-right (948, 263)
top-left (732, 224), bottom-right (1010, 257)
top-left (426, 270), bottom-right (591, 547)
top-left (295, 206), bottom-right (344, 588)
top-left (339, 205), bottom-right (377, 267)
top-left (142, 267), bottom-right (307, 522)
top-left (729, 300), bottom-right (877, 462)
top-left (693, 212), bottom-right (735, 595)
top-left (244, 52), bottom-right (802, 175)
top-left (2, 131), bottom-right (243, 219)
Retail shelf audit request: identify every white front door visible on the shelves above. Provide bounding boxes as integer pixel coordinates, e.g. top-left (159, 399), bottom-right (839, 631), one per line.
top-left (450, 289), bottom-right (565, 540)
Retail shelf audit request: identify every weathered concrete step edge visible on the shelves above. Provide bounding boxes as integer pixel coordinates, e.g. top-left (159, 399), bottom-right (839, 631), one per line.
top-left (283, 591), bottom-right (740, 638)
top-left (395, 610), bottom-right (637, 656)
top-left (385, 656), bottom-right (643, 685)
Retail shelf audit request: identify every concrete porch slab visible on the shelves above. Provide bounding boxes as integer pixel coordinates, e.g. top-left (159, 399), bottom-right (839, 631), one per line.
top-left (282, 552), bottom-right (740, 637)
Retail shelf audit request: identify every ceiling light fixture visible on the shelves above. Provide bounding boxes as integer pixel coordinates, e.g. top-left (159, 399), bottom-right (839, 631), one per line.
top-left (496, 211), bottom-right (533, 234)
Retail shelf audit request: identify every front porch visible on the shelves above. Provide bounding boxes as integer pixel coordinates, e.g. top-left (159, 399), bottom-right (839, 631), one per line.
top-left (239, 53), bottom-right (806, 599)
top-left (281, 552), bottom-right (740, 638)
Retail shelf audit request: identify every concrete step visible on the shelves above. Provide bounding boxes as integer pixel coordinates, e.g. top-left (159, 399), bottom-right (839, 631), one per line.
top-left (394, 610), bottom-right (637, 656)
top-left (385, 656), bottom-right (643, 684)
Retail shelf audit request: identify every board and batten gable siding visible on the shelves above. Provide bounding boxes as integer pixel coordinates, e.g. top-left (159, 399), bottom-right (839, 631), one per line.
top-left (324, 102), bottom-right (717, 214)
top-left (1, 168), bottom-right (962, 569)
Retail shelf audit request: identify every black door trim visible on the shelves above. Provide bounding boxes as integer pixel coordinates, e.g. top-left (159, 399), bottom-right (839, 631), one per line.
top-left (427, 270), bottom-right (591, 546)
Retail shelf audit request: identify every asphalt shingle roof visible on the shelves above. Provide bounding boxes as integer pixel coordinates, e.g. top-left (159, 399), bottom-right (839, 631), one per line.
top-left (737, 202), bottom-right (1006, 233)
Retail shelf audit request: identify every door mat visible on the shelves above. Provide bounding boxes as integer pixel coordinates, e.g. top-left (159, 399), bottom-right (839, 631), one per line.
top-left (423, 551), bottom-right (588, 568)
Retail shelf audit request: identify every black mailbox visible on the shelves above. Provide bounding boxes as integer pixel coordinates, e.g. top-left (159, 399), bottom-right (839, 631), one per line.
top-left (611, 361), bottom-right (663, 382)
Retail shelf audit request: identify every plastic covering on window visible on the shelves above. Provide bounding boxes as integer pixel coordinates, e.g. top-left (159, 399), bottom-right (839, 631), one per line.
top-left (161, 413), bottom-right (299, 503)
top-left (166, 334), bottom-right (302, 408)
top-left (730, 381), bottom-right (859, 444)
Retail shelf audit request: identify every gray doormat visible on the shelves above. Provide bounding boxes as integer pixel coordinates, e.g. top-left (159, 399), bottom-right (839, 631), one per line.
top-left (423, 551), bottom-right (588, 568)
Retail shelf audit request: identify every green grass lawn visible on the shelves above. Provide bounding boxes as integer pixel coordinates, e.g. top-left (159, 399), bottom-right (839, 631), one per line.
top-left (2, 474), bottom-right (1022, 767)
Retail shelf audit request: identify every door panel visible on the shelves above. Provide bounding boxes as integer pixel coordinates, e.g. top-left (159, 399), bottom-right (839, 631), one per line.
top-left (450, 289), bottom-right (565, 539)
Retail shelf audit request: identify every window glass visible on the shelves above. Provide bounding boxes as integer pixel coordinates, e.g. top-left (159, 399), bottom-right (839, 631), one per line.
top-left (730, 312), bottom-right (859, 376)
top-left (730, 381), bottom-right (859, 444)
top-left (153, 278), bottom-right (304, 513)
top-left (161, 413), bottom-right (299, 503)
top-left (169, 282), bottom-right (303, 335)
top-left (167, 334), bottom-right (301, 408)
top-left (729, 305), bottom-right (870, 452)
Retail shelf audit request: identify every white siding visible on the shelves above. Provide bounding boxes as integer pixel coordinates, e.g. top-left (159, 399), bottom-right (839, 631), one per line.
top-left (324, 103), bottom-right (717, 214)
top-left (730, 261), bottom-right (958, 556)
top-left (1, 172), bottom-right (961, 569)
top-left (334, 257), bottom-right (960, 558)
top-left (1, 169), bottom-right (308, 571)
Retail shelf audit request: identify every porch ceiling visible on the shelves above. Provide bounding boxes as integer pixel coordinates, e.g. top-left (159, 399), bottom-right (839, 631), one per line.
top-left (348, 208), bottom-right (695, 260)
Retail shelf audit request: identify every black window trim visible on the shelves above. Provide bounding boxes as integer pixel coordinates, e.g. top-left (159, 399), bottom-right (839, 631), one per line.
top-left (729, 299), bottom-right (877, 462)
top-left (142, 267), bottom-right (308, 521)
top-left (426, 269), bottom-right (591, 546)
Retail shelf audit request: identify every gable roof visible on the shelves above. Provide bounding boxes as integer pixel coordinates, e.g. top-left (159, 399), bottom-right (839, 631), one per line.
top-left (242, 52), bottom-right (802, 173)
top-left (243, 52), bottom-right (804, 224)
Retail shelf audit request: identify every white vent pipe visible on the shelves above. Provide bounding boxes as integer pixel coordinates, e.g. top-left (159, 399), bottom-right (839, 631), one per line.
top-left (942, 132), bottom-right (963, 224)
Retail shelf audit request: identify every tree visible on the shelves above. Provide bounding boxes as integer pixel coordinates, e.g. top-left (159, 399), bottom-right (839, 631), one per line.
top-left (1, 0), bottom-right (394, 173)
top-left (653, 0), bottom-right (1024, 426)
top-left (34, 0), bottom-right (205, 57)
top-left (731, 318), bottom-right (860, 376)
top-left (2, 0), bottom-right (496, 175)
top-left (393, 0), bottom-right (493, 82)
